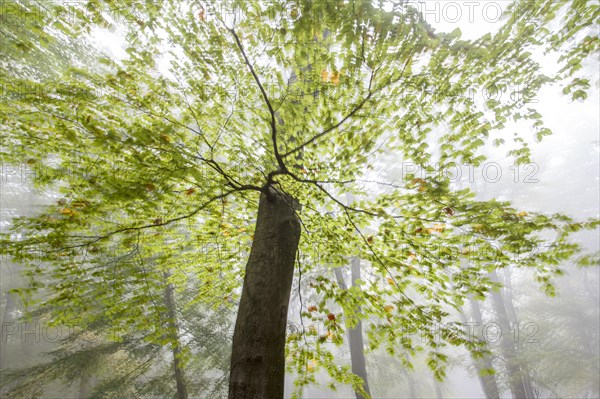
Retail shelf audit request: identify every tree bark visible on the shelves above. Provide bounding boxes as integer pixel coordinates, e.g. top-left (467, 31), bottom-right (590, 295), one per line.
top-left (334, 258), bottom-right (371, 399)
top-left (502, 269), bottom-right (535, 399)
top-left (164, 272), bottom-right (188, 399)
top-left (228, 188), bottom-right (301, 399)
top-left (489, 270), bottom-right (527, 399)
top-left (467, 296), bottom-right (500, 399)
top-left (77, 363), bottom-right (96, 399)
top-left (0, 293), bottom-right (16, 369)
top-left (452, 260), bottom-right (500, 399)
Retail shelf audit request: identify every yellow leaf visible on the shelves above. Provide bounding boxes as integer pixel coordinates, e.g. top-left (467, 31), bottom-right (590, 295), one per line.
top-left (60, 208), bottom-right (75, 216)
top-left (330, 71), bottom-right (340, 84)
top-left (384, 305), bottom-right (394, 313)
top-left (71, 200), bottom-right (89, 209)
top-left (517, 211), bottom-right (528, 217)
top-left (428, 223), bottom-right (445, 234)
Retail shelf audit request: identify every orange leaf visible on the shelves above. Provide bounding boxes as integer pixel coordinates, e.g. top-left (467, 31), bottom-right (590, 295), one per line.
top-left (330, 71), bottom-right (340, 84)
top-left (60, 208), bottom-right (75, 216)
top-left (444, 207), bottom-right (455, 216)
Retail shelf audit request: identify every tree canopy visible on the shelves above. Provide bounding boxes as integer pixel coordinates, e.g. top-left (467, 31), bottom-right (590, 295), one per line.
top-left (1, 1), bottom-right (598, 398)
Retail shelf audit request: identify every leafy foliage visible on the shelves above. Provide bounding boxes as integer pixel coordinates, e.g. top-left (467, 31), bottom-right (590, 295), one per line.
top-left (1, 0), bottom-right (598, 396)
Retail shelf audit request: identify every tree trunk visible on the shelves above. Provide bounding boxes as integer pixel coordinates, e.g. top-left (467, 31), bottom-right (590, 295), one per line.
top-left (403, 370), bottom-right (416, 398)
top-left (503, 268), bottom-right (518, 323)
top-left (489, 270), bottom-right (527, 399)
top-left (0, 293), bottom-right (16, 369)
top-left (78, 364), bottom-right (96, 399)
top-left (434, 379), bottom-right (443, 399)
top-left (164, 272), bottom-right (188, 399)
top-left (468, 296), bottom-right (500, 399)
top-left (334, 257), bottom-right (371, 399)
top-left (452, 260), bottom-right (500, 399)
top-left (502, 269), bottom-right (535, 399)
top-left (228, 188), bottom-right (301, 399)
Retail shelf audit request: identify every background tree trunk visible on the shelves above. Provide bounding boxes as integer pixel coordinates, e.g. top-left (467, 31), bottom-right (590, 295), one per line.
top-left (434, 378), bottom-right (443, 399)
top-left (403, 369), bottom-right (416, 398)
top-left (0, 293), bottom-right (16, 369)
top-left (228, 189), bottom-right (301, 399)
top-left (468, 296), bottom-right (501, 399)
top-left (503, 268), bottom-right (536, 399)
top-left (334, 257), bottom-right (371, 399)
top-left (489, 270), bottom-right (527, 399)
top-left (452, 260), bottom-right (500, 399)
top-left (77, 363), bottom-right (96, 399)
top-left (164, 271), bottom-right (188, 399)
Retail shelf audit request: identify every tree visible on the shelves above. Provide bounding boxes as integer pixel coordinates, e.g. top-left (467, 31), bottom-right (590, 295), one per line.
top-left (334, 257), bottom-right (371, 399)
top-left (1, 1), bottom-right (598, 398)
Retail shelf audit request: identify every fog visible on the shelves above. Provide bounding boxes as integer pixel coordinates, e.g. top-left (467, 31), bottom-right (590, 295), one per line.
top-left (1, 1), bottom-right (598, 399)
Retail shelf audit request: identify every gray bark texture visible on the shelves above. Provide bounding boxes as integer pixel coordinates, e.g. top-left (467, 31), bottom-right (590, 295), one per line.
top-left (228, 189), bottom-right (301, 399)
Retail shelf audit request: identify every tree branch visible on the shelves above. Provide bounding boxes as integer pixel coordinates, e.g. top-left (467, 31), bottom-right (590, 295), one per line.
top-left (229, 28), bottom-right (287, 173)
top-left (282, 73), bottom-right (375, 159)
top-left (283, 49), bottom-right (415, 158)
top-left (61, 187), bottom-right (259, 248)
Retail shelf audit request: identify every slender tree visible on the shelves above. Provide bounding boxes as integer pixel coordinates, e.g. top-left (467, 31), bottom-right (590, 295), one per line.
top-left (334, 258), bottom-right (371, 399)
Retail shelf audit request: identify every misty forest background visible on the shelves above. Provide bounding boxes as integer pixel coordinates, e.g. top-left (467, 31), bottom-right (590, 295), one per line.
top-left (0, 1), bottom-right (599, 399)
